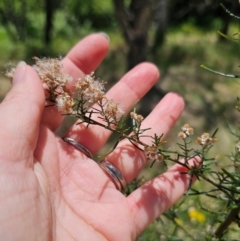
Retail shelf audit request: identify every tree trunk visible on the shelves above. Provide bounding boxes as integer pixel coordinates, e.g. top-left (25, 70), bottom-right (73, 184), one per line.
top-left (112, 0), bottom-right (156, 70)
top-left (152, 0), bottom-right (168, 52)
top-left (44, 0), bottom-right (61, 45)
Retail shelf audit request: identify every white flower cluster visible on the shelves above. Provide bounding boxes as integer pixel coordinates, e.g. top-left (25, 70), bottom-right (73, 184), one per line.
top-left (144, 145), bottom-right (163, 162)
top-left (197, 133), bottom-right (217, 147)
top-left (178, 124), bottom-right (194, 139)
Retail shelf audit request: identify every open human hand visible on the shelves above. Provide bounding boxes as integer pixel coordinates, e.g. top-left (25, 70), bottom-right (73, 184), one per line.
top-left (0, 33), bottom-right (194, 241)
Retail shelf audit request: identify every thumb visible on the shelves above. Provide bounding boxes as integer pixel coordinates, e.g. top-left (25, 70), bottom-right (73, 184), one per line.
top-left (0, 61), bottom-right (45, 163)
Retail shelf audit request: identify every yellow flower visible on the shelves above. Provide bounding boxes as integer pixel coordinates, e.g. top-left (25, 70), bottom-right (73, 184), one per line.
top-left (188, 207), bottom-right (206, 223)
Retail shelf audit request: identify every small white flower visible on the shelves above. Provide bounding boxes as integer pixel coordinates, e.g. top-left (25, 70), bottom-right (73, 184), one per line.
top-left (197, 133), bottom-right (217, 146)
top-left (144, 145), bottom-right (163, 162)
top-left (178, 124), bottom-right (193, 139)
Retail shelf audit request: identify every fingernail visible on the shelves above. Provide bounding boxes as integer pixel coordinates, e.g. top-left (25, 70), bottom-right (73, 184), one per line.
top-left (12, 61), bottom-right (26, 85)
top-left (99, 32), bottom-right (110, 42)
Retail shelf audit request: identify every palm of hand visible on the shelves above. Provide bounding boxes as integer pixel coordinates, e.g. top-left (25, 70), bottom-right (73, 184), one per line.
top-left (36, 127), bottom-right (137, 241)
top-left (0, 33), bottom-right (193, 241)
top-left (0, 132), bottom-right (134, 241)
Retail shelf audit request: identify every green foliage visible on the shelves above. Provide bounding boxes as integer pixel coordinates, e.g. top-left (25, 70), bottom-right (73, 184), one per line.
top-left (0, 0), bottom-right (43, 41)
top-left (168, 0), bottom-right (239, 30)
top-left (65, 0), bottom-right (116, 30)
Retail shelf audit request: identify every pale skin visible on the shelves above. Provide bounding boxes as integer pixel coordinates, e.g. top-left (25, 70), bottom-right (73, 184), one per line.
top-left (0, 33), bottom-right (195, 241)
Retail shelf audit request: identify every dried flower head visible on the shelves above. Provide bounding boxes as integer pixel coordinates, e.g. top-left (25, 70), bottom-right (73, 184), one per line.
top-left (130, 112), bottom-right (144, 124)
top-left (178, 123), bottom-right (194, 139)
top-left (197, 132), bottom-right (217, 147)
top-left (75, 72), bottom-right (105, 109)
top-left (103, 99), bottom-right (124, 122)
top-left (5, 67), bottom-right (16, 79)
top-left (55, 92), bottom-right (75, 113)
top-left (33, 57), bottom-right (72, 89)
top-left (144, 145), bottom-right (163, 162)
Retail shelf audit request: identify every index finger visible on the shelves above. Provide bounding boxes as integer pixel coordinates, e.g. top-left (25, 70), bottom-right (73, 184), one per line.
top-left (41, 33), bottom-right (110, 131)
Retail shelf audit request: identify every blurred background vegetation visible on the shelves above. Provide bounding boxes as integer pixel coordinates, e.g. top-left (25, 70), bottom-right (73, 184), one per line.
top-left (1, 0), bottom-right (240, 240)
